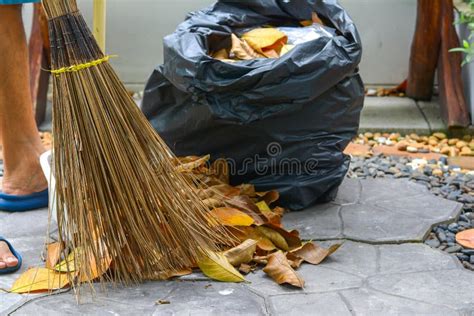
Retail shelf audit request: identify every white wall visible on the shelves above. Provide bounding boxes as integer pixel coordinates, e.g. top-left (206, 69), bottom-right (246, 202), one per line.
top-left (25, 0), bottom-right (417, 87)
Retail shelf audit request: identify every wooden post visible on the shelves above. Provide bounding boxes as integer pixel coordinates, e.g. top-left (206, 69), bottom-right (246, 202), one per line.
top-left (406, 0), bottom-right (442, 100)
top-left (28, 3), bottom-right (50, 126)
top-left (438, 0), bottom-right (470, 127)
top-left (93, 0), bottom-right (107, 52)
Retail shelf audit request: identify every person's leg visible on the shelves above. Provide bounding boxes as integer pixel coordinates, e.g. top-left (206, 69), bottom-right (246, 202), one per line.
top-left (0, 4), bottom-right (47, 196)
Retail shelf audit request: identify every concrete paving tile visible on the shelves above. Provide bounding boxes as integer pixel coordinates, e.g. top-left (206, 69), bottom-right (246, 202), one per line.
top-left (0, 208), bottom-right (49, 238)
top-left (245, 265), bottom-right (362, 297)
top-left (367, 269), bottom-right (474, 311)
top-left (359, 179), bottom-right (428, 204)
top-left (152, 282), bottom-right (266, 315)
top-left (319, 241), bottom-right (377, 278)
top-left (333, 178), bottom-right (361, 205)
top-left (340, 288), bottom-right (457, 315)
top-left (341, 204), bottom-right (428, 243)
top-left (375, 194), bottom-right (462, 222)
top-left (377, 243), bottom-right (461, 274)
top-left (282, 203), bottom-right (342, 240)
top-left (0, 292), bottom-right (26, 315)
top-left (418, 100), bottom-right (446, 132)
top-left (359, 97), bottom-right (430, 133)
top-left (284, 179), bottom-right (459, 244)
top-left (10, 282), bottom-right (177, 315)
top-left (268, 292), bottom-right (352, 316)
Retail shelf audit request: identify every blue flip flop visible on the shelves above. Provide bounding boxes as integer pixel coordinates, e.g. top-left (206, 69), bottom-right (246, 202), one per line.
top-left (0, 237), bottom-right (22, 274)
top-left (0, 189), bottom-right (48, 212)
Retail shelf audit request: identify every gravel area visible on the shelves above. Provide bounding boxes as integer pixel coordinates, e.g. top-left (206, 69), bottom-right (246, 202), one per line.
top-left (348, 154), bottom-right (474, 271)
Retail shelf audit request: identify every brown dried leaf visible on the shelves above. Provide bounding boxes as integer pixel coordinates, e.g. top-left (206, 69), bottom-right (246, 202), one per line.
top-left (230, 34), bottom-right (263, 60)
top-left (290, 242), bottom-right (342, 265)
top-left (256, 226), bottom-right (289, 251)
top-left (46, 242), bottom-right (62, 269)
top-left (238, 263), bottom-right (254, 274)
top-left (176, 155), bottom-right (210, 173)
top-left (456, 229), bottom-right (474, 249)
top-left (211, 158), bottom-right (230, 184)
top-left (286, 252), bottom-right (304, 269)
top-left (264, 224), bottom-right (302, 250)
top-left (224, 239), bottom-right (258, 266)
top-left (263, 251), bottom-right (305, 288)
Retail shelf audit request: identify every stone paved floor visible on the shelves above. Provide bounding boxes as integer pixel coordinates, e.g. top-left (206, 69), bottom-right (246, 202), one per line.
top-left (1, 178), bottom-right (474, 315)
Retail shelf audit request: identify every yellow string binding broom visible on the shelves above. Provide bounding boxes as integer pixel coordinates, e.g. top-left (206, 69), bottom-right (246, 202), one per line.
top-left (42, 0), bottom-right (231, 287)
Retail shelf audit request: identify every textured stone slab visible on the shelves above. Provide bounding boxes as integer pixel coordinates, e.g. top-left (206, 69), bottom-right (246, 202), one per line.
top-left (268, 292), bottom-right (352, 316)
top-left (5, 241), bottom-right (474, 315)
top-left (340, 289), bottom-right (457, 315)
top-left (0, 207), bottom-right (49, 238)
top-left (10, 282), bottom-right (266, 316)
top-left (283, 178), bottom-right (462, 243)
top-left (367, 269), bottom-right (474, 311)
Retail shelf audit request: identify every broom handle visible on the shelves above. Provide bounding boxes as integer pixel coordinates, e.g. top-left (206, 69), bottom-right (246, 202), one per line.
top-left (93, 0), bottom-right (106, 52)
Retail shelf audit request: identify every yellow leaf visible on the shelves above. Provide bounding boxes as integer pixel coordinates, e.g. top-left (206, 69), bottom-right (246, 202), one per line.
top-left (280, 44), bottom-right (295, 56)
top-left (263, 251), bottom-right (305, 288)
top-left (210, 207), bottom-right (255, 226)
top-left (242, 28), bottom-right (288, 56)
top-left (55, 248), bottom-right (80, 273)
top-left (256, 226), bottom-right (289, 251)
top-left (55, 247), bottom-right (112, 282)
top-left (224, 239), bottom-right (258, 266)
top-left (10, 268), bottom-right (70, 294)
top-left (197, 251), bottom-right (245, 282)
top-left (256, 201), bottom-right (271, 213)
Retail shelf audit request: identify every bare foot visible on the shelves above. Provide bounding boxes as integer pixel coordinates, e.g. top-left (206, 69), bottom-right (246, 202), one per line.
top-left (2, 143), bottom-right (48, 195)
top-left (0, 241), bottom-right (19, 270)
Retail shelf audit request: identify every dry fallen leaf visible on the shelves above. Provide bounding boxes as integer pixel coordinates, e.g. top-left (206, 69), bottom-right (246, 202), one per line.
top-left (54, 246), bottom-right (112, 282)
top-left (242, 28), bottom-right (288, 57)
top-left (210, 207), bottom-right (255, 227)
top-left (10, 268), bottom-right (70, 294)
top-left (46, 242), bottom-right (62, 269)
top-left (197, 251), bottom-right (245, 283)
top-left (456, 229), bottom-right (474, 249)
top-left (212, 48), bottom-right (229, 60)
top-left (224, 239), bottom-right (258, 266)
top-left (230, 34), bottom-right (263, 60)
top-left (256, 226), bottom-right (289, 251)
top-left (176, 155), bottom-right (210, 173)
top-left (291, 242), bottom-right (342, 265)
top-left (263, 224), bottom-right (302, 250)
top-left (227, 195), bottom-right (267, 225)
top-left (263, 251), bottom-right (305, 288)
top-left (238, 263), bottom-right (254, 274)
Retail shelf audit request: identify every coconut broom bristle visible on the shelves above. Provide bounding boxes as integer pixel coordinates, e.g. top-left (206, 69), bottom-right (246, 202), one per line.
top-left (42, 0), bottom-right (232, 286)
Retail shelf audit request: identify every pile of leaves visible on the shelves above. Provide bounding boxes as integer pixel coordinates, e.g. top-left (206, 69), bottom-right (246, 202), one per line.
top-left (8, 155), bottom-right (340, 294)
top-left (211, 12), bottom-right (325, 62)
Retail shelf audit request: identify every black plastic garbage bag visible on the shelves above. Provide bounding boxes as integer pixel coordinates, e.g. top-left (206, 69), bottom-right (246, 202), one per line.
top-left (142, 0), bottom-right (364, 211)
